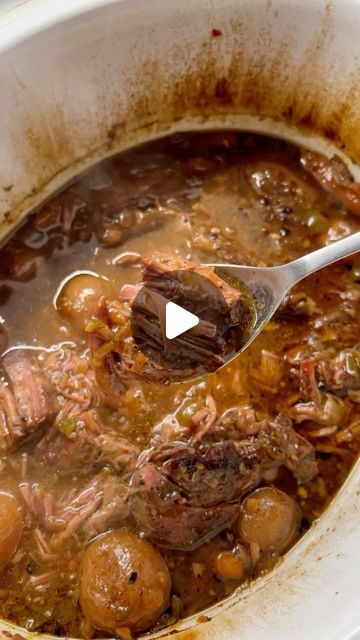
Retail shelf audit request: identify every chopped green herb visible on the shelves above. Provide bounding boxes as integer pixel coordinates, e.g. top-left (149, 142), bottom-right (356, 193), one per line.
top-left (85, 318), bottom-right (116, 341)
top-left (58, 416), bottom-right (77, 437)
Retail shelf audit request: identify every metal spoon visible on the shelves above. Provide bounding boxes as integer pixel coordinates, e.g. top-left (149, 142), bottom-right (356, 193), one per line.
top-left (210, 231), bottom-right (360, 363)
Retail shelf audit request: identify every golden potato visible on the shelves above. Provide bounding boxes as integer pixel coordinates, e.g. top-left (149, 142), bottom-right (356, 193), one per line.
top-left (237, 487), bottom-right (301, 554)
top-left (79, 530), bottom-right (171, 633)
top-left (55, 272), bottom-right (111, 330)
top-left (0, 492), bottom-right (23, 569)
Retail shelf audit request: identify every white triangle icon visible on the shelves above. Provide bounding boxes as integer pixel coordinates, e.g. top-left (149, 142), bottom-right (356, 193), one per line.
top-left (165, 301), bottom-right (199, 340)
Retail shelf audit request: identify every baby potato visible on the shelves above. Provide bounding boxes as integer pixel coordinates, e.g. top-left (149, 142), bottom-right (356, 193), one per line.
top-left (0, 492), bottom-right (23, 569)
top-left (79, 530), bottom-right (171, 634)
top-left (237, 487), bottom-right (301, 555)
top-left (55, 272), bottom-right (111, 330)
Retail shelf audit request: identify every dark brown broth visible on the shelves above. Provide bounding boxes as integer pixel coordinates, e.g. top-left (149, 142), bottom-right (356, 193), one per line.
top-left (0, 131), bottom-right (358, 637)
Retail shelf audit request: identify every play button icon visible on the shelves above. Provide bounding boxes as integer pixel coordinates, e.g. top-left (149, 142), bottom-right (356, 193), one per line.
top-left (165, 301), bottom-right (199, 340)
top-left (130, 267), bottom-right (233, 376)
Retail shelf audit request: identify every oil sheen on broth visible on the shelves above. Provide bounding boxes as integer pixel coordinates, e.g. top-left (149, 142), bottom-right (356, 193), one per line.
top-left (0, 132), bottom-right (358, 638)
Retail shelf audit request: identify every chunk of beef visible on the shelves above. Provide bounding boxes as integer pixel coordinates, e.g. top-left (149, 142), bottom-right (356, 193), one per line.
top-left (82, 149), bottom-right (195, 248)
top-left (122, 252), bottom-right (248, 372)
top-left (87, 251), bottom-right (251, 392)
top-left (140, 252), bottom-right (245, 322)
top-left (292, 394), bottom-right (350, 426)
top-left (161, 440), bottom-right (252, 507)
top-left (300, 150), bottom-right (360, 216)
top-left (0, 350), bottom-right (54, 451)
top-left (131, 462), bottom-right (238, 550)
top-left (94, 194), bottom-right (168, 247)
top-left (131, 415), bottom-right (317, 550)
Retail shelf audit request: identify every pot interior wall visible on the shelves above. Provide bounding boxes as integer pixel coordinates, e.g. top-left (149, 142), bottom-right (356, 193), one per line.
top-left (1, 0), bottom-right (360, 231)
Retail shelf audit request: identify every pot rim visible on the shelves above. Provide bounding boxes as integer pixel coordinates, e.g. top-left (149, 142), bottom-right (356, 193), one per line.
top-left (0, 0), bottom-right (117, 52)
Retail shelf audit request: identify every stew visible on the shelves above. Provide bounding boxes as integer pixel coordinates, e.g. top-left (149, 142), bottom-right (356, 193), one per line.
top-left (0, 131), bottom-right (358, 638)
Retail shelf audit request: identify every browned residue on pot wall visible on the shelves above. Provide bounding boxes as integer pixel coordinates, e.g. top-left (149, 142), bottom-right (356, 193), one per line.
top-left (1, 0), bottom-right (360, 237)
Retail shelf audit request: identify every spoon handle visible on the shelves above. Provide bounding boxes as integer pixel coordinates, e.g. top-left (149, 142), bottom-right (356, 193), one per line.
top-left (286, 231), bottom-right (360, 285)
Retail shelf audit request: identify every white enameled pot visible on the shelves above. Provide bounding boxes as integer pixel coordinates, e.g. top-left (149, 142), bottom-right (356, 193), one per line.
top-left (0, 1), bottom-right (359, 639)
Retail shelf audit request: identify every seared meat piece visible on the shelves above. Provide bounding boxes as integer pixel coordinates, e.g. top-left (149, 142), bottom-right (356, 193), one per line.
top-left (0, 350), bottom-right (54, 451)
top-left (124, 252), bottom-right (249, 368)
top-left (301, 150), bottom-right (360, 216)
top-left (131, 415), bottom-right (317, 550)
top-left (140, 252), bottom-right (245, 322)
top-left (87, 251), bottom-right (252, 391)
top-left (94, 194), bottom-right (168, 247)
top-left (161, 440), bottom-right (251, 507)
top-left (87, 153), bottom-right (187, 247)
top-left (167, 409), bottom-right (317, 485)
top-left (131, 462), bottom-right (238, 551)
